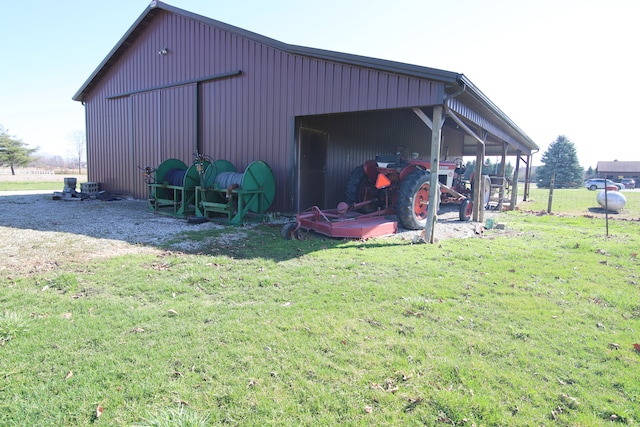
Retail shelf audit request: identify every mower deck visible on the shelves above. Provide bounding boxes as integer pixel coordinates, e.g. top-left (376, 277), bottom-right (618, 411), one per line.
top-left (295, 206), bottom-right (397, 239)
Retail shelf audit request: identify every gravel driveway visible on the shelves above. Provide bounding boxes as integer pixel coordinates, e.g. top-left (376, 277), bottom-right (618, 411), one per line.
top-left (0, 190), bottom-right (487, 276)
top-left (0, 191), bottom-right (228, 275)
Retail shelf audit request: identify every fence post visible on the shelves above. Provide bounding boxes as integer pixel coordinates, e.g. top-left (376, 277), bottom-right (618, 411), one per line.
top-left (547, 172), bottom-right (555, 213)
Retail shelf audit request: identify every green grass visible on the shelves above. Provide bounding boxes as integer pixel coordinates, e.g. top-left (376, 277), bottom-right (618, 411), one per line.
top-left (1, 184), bottom-right (640, 425)
top-left (0, 181), bottom-right (67, 191)
top-left (0, 312), bottom-right (31, 346)
top-left (0, 175), bottom-right (87, 191)
top-left (519, 186), bottom-right (640, 216)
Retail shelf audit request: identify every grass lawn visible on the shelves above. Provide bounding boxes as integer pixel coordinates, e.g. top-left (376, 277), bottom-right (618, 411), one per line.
top-left (520, 186), bottom-right (640, 217)
top-left (1, 183), bottom-right (639, 426)
top-left (0, 175), bottom-right (88, 191)
top-left (0, 181), bottom-right (69, 191)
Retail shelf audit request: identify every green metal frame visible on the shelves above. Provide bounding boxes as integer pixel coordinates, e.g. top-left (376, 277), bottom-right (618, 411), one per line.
top-left (195, 160), bottom-right (276, 225)
top-left (148, 158), bottom-right (210, 218)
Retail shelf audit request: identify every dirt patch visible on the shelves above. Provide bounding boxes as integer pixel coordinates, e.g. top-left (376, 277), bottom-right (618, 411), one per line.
top-left (390, 204), bottom-right (494, 243)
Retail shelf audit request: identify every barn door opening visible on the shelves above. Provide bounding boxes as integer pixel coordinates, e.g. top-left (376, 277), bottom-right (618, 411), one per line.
top-left (298, 127), bottom-right (328, 211)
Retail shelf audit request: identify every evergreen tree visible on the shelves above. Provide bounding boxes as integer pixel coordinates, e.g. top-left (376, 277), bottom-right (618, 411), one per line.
top-left (0, 126), bottom-right (38, 175)
top-left (535, 135), bottom-right (583, 188)
top-left (585, 166), bottom-right (595, 179)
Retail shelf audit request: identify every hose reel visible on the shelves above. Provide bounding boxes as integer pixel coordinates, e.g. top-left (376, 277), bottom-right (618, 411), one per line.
top-left (147, 158), bottom-right (210, 218)
top-left (215, 171), bottom-right (244, 189)
top-left (196, 160), bottom-right (276, 224)
top-left (164, 169), bottom-right (187, 186)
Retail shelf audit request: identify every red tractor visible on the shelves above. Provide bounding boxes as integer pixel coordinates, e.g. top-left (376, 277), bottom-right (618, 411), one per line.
top-left (345, 153), bottom-right (474, 230)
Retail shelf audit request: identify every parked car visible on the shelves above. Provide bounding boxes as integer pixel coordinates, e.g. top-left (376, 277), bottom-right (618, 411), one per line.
top-left (620, 178), bottom-right (635, 189)
top-left (584, 178), bottom-right (624, 190)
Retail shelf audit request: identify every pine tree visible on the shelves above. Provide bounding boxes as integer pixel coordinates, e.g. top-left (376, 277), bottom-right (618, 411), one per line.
top-left (535, 135), bottom-right (583, 188)
top-left (0, 127), bottom-right (38, 175)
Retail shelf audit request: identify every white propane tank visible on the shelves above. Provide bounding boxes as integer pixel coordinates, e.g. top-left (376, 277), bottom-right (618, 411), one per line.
top-left (596, 189), bottom-right (626, 212)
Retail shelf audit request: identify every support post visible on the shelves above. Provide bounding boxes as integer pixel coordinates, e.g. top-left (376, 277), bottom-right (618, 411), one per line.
top-left (473, 134), bottom-right (486, 222)
top-left (547, 172), bottom-right (555, 214)
top-left (497, 142), bottom-right (507, 210)
top-left (523, 155), bottom-right (531, 201)
top-left (424, 105), bottom-right (443, 243)
top-left (510, 151), bottom-right (521, 210)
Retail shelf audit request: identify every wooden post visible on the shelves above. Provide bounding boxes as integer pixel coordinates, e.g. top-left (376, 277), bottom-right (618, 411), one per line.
top-left (523, 155), bottom-right (531, 201)
top-left (510, 151), bottom-right (521, 210)
top-left (547, 172), bottom-right (555, 213)
top-left (604, 185), bottom-right (609, 236)
top-left (424, 105), bottom-right (443, 243)
top-left (473, 135), bottom-right (486, 223)
top-left (497, 142), bottom-right (507, 210)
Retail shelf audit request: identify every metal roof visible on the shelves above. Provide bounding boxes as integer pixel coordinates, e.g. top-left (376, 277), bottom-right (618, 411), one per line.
top-left (597, 161), bottom-right (640, 173)
top-left (73, 0), bottom-right (537, 153)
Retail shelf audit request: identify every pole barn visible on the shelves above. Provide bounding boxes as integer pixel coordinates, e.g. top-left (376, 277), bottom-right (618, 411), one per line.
top-left (73, 1), bottom-right (537, 226)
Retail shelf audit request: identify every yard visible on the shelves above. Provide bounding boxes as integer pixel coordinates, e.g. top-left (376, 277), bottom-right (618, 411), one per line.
top-left (1, 181), bottom-right (639, 425)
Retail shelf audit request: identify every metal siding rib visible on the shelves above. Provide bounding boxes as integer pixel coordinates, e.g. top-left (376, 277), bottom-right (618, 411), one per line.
top-left (334, 65), bottom-right (344, 111)
top-left (321, 62), bottom-right (329, 111)
top-left (368, 70), bottom-right (378, 108)
top-left (310, 59), bottom-right (319, 113)
top-left (323, 62), bottom-right (334, 111)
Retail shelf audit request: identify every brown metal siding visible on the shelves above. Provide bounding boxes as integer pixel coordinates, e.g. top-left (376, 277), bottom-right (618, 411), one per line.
top-left (131, 92), bottom-right (159, 197)
top-left (84, 9), bottom-right (442, 209)
top-left (86, 96), bottom-right (130, 195)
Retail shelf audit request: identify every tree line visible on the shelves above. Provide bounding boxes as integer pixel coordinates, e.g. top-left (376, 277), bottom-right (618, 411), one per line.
top-left (0, 125), bottom-right (85, 175)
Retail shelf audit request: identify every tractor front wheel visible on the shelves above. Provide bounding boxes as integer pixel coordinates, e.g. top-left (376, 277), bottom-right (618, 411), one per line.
top-left (396, 170), bottom-right (431, 230)
top-left (459, 198), bottom-right (472, 221)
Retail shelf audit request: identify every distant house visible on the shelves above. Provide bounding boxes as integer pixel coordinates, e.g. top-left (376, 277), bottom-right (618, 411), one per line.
top-left (597, 161), bottom-right (640, 180)
top-left (73, 1), bottom-right (538, 213)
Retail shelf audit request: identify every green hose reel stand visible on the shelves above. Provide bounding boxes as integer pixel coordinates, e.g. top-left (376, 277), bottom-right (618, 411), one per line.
top-left (195, 160), bottom-right (276, 225)
top-left (148, 158), bottom-right (210, 218)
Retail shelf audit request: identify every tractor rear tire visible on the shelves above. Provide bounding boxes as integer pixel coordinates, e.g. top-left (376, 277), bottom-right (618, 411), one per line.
top-left (345, 165), bottom-right (368, 204)
top-left (396, 170), bottom-right (431, 230)
top-left (345, 165), bottom-right (378, 212)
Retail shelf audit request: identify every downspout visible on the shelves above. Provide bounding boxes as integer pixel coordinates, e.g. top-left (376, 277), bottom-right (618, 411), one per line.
top-left (444, 82), bottom-right (466, 104)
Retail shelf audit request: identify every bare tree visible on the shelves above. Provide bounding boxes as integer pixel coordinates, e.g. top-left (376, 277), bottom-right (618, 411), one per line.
top-left (67, 130), bottom-right (86, 174)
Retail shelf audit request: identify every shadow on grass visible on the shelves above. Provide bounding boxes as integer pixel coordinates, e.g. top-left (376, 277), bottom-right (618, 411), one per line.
top-left (587, 207), bottom-right (622, 215)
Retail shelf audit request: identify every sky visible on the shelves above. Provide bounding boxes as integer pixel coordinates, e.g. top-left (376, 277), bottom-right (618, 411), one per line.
top-left (1, 0), bottom-right (639, 168)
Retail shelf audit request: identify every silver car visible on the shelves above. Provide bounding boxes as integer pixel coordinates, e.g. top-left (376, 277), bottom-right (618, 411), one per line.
top-left (584, 178), bottom-right (624, 190)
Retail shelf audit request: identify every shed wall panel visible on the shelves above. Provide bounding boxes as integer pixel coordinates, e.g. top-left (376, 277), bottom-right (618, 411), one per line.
top-left (132, 91), bottom-right (159, 198)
